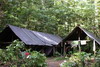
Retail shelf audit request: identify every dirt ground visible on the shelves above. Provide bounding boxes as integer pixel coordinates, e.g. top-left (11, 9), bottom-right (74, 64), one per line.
top-left (46, 57), bottom-right (64, 67)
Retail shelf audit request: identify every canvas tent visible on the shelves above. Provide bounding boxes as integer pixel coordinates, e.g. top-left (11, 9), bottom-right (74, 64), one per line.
top-left (0, 25), bottom-right (62, 56)
top-left (59, 26), bottom-right (100, 55)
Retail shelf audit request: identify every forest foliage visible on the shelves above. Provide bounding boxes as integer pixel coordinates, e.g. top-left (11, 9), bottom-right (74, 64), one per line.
top-left (0, 0), bottom-right (100, 37)
top-left (61, 52), bottom-right (100, 67)
top-left (0, 40), bottom-right (47, 67)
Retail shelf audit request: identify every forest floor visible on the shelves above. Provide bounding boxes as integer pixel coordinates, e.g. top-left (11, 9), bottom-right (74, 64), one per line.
top-left (46, 57), bottom-right (64, 67)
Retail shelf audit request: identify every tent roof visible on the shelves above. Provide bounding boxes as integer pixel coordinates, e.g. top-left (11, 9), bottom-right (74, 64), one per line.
top-left (61, 26), bottom-right (100, 45)
top-left (0, 25), bottom-right (62, 46)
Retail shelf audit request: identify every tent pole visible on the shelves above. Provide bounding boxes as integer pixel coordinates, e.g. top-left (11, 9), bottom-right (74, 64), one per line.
top-left (63, 42), bottom-right (66, 56)
top-left (93, 40), bottom-right (96, 55)
top-left (78, 36), bottom-right (81, 52)
top-left (55, 45), bottom-right (56, 53)
top-left (53, 46), bottom-right (55, 56)
top-left (61, 42), bottom-right (63, 55)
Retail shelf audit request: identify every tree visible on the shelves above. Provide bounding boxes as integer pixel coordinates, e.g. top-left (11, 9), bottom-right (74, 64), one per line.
top-left (0, 0), bottom-right (99, 38)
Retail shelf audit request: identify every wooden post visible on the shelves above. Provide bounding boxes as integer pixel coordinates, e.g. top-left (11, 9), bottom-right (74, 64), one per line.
top-left (93, 40), bottom-right (96, 55)
top-left (78, 36), bottom-right (81, 52)
top-left (61, 42), bottom-right (63, 55)
top-left (55, 45), bottom-right (57, 53)
top-left (53, 46), bottom-right (55, 56)
top-left (63, 42), bottom-right (66, 56)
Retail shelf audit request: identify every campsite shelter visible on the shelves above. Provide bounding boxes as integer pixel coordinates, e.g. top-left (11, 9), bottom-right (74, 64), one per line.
top-left (0, 25), bottom-right (62, 56)
top-left (58, 26), bottom-right (100, 55)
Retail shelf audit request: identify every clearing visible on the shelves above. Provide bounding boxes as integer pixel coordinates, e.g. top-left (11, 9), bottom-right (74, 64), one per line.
top-left (46, 57), bottom-right (64, 67)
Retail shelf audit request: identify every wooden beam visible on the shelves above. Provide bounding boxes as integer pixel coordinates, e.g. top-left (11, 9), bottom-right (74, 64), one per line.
top-left (78, 36), bottom-right (81, 52)
top-left (61, 42), bottom-right (63, 55)
top-left (93, 40), bottom-right (96, 55)
top-left (63, 42), bottom-right (66, 56)
top-left (53, 46), bottom-right (55, 56)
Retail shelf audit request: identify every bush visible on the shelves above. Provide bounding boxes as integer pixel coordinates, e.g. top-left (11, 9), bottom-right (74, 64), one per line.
top-left (53, 51), bottom-right (61, 57)
top-left (61, 52), bottom-right (100, 67)
top-left (0, 40), bottom-right (47, 67)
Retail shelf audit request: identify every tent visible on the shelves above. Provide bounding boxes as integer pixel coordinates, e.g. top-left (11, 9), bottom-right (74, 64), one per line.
top-left (58, 26), bottom-right (100, 55)
top-left (0, 25), bottom-right (62, 56)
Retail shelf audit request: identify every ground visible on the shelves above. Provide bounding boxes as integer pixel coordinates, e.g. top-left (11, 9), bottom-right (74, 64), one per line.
top-left (46, 57), bottom-right (64, 67)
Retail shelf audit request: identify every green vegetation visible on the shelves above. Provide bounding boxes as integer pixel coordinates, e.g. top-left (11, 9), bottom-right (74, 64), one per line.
top-left (53, 51), bottom-right (61, 57)
top-left (0, 40), bottom-right (47, 67)
top-left (54, 57), bottom-right (66, 61)
top-left (61, 52), bottom-right (100, 67)
top-left (0, 0), bottom-right (99, 37)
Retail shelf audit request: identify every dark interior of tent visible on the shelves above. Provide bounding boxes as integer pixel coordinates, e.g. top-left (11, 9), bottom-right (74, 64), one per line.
top-left (80, 39), bottom-right (100, 53)
top-left (26, 45), bottom-right (54, 56)
top-left (63, 27), bottom-right (87, 41)
top-left (0, 26), bottom-right (19, 48)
